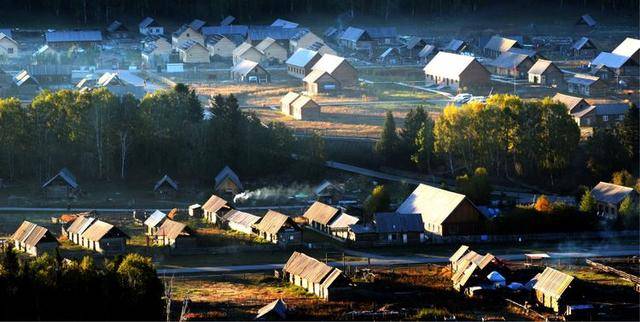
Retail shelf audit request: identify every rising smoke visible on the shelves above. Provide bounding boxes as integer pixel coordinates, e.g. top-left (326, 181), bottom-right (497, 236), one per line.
top-left (233, 184), bottom-right (316, 203)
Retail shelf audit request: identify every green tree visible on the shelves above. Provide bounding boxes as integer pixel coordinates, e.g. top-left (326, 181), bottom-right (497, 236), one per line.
top-left (616, 103), bottom-right (639, 167)
top-left (375, 111), bottom-right (400, 163)
top-left (411, 118), bottom-right (435, 173)
top-left (456, 167), bottom-right (492, 205)
top-left (611, 170), bottom-right (635, 187)
top-left (579, 190), bottom-right (596, 213)
top-left (363, 185), bottom-right (391, 216)
top-left (618, 195), bottom-right (635, 217)
top-left (401, 106), bottom-right (427, 155)
top-left (585, 129), bottom-right (629, 179)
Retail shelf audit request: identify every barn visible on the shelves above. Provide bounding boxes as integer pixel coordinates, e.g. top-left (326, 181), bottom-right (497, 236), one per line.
top-left (254, 210), bottom-right (303, 246)
top-left (374, 212), bottom-right (425, 244)
top-left (45, 30), bottom-right (103, 48)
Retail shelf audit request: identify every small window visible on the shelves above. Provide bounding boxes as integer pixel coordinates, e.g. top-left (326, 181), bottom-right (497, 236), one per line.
top-left (8, 48), bottom-right (13, 54)
top-left (618, 115), bottom-right (624, 121)
top-left (603, 115), bottom-right (609, 122)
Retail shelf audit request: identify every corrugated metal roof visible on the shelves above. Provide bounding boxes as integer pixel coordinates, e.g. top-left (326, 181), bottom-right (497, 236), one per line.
top-left (572, 105), bottom-right (596, 118)
top-left (591, 52), bottom-right (630, 69)
top-left (42, 167), bottom-right (78, 189)
top-left (45, 30), bottom-right (102, 43)
top-left (533, 267), bottom-right (574, 298)
top-left (247, 26), bottom-right (304, 41)
top-left (528, 59), bottom-right (555, 75)
top-left (66, 216), bottom-right (96, 235)
top-left (156, 219), bottom-right (192, 240)
top-left (422, 52), bottom-right (478, 81)
top-left (154, 174), bottom-right (178, 191)
top-left (0, 29), bottom-right (13, 39)
top-left (484, 35), bottom-right (519, 52)
top-left (286, 48), bottom-right (320, 67)
top-left (612, 37), bottom-right (640, 58)
top-left (443, 39), bottom-right (466, 52)
top-left (328, 213), bottom-right (359, 229)
top-left (223, 209), bottom-right (261, 227)
top-left (449, 245), bottom-right (470, 263)
top-left (12, 221), bottom-right (56, 247)
top-left (311, 54), bottom-right (348, 74)
top-left (82, 219), bottom-right (128, 242)
top-left (215, 166), bottom-right (243, 191)
top-left (271, 19), bottom-right (299, 29)
top-left (220, 16), bottom-right (236, 26)
top-left (202, 194), bottom-right (229, 213)
top-left (572, 37), bottom-right (595, 51)
top-left (189, 19), bottom-right (207, 31)
top-left (256, 299), bottom-right (287, 320)
top-left (374, 212), bottom-right (423, 233)
top-left (340, 27), bottom-right (367, 42)
top-left (552, 93), bottom-right (588, 112)
top-left (139, 17), bottom-right (157, 29)
top-left (283, 251), bottom-right (340, 284)
top-left (255, 37), bottom-right (279, 52)
top-left (202, 25), bottom-right (248, 36)
top-left (144, 210), bottom-right (167, 228)
top-left (591, 182), bottom-right (635, 204)
top-left (396, 183), bottom-right (468, 226)
top-left (567, 73), bottom-right (600, 86)
top-left (281, 92), bottom-right (301, 106)
top-left (232, 59), bottom-right (263, 76)
top-left (593, 103), bottom-right (630, 116)
top-left (303, 201), bottom-right (340, 225)
top-left (303, 69), bottom-right (334, 83)
top-left (489, 51), bottom-right (530, 68)
top-left (291, 94), bottom-right (318, 110)
top-left (254, 210), bottom-right (297, 235)
top-left (418, 44), bottom-right (436, 58)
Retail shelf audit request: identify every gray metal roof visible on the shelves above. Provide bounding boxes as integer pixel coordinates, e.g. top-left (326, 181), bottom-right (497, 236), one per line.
top-left (42, 167), bottom-right (78, 189)
top-left (528, 59), bottom-right (555, 75)
top-left (593, 103), bottom-right (630, 116)
top-left (202, 25), bottom-right (248, 36)
top-left (379, 47), bottom-right (400, 59)
top-left (45, 30), bottom-right (102, 43)
top-left (375, 212), bottom-right (424, 233)
top-left (490, 51), bottom-right (531, 68)
top-left (396, 183), bottom-right (469, 226)
top-left (328, 213), bottom-right (359, 229)
top-left (222, 209), bottom-right (261, 227)
top-left (154, 174), bottom-right (178, 191)
top-left (247, 26), bottom-right (304, 41)
top-left (214, 166), bottom-right (243, 190)
top-left (567, 73), bottom-right (600, 86)
top-left (286, 48), bottom-right (320, 67)
top-left (423, 52), bottom-right (479, 80)
top-left (340, 27), bottom-right (367, 42)
top-left (365, 27), bottom-right (397, 39)
top-left (443, 39), bottom-right (466, 52)
top-left (256, 299), bottom-right (287, 320)
top-left (139, 17), bottom-right (158, 29)
top-left (0, 28), bottom-right (12, 39)
top-left (591, 182), bottom-right (635, 204)
top-left (572, 37), bottom-right (596, 51)
top-left (220, 15), bottom-right (236, 26)
top-left (591, 52), bottom-right (630, 69)
top-left (484, 35), bottom-right (519, 52)
top-left (271, 19), bottom-right (299, 29)
top-left (418, 44), bottom-right (436, 58)
top-left (311, 54), bottom-right (348, 74)
top-left (231, 59), bottom-right (263, 76)
top-left (144, 210), bottom-right (167, 228)
top-left (189, 19), bottom-right (207, 31)
top-left (612, 37), bottom-right (640, 58)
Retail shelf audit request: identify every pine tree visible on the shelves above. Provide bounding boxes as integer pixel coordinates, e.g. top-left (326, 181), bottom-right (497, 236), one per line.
top-left (411, 118), bottom-right (435, 173)
top-left (375, 111), bottom-right (399, 163)
top-left (617, 103), bottom-right (639, 167)
top-left (618, 195), bottom-right (635, 216)
top-left (579, 190), bottom-right (596, 213)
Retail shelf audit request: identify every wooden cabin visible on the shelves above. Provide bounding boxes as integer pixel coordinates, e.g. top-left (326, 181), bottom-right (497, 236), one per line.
top-left (206, 34), bottom-right (236, 59)
top-left (533, 267), bottom-right (575, 313)
top-left (11, 221), bottom-right (59, 256)
top-left (423, 52), bottom-right (490, 91)
top-left (79, 219), bottom-right (129, 255)
top-left (222, 209), bottom-right (260, 235)
top-left (590, 182), bottom-right (638, 219)
top-left (328, 213), bottom-right (360, 239)
top-left (418, 44), bottom-right (438, 64)
top-left (373, 213), bottom-right (425, 244)
top-left (528, 60), bottom-right (565, 87)
top-left (139, 17), bottom-right (164, 36)
top-left (0, 32), bottom-right (18, 58)
top-left (286, 48), bottom-right (321, 79)
top-left (303, 70), bottom-right (341, 95)
top-left (302, 201), bottom-right (340, 234)
top-left (310, 54), bottom-right (358, 88)
top-left (172, 24), bottom-right (204, 48)
top-left (339, 27), bottom-right (373, 51)
top-left (255, 37), bottom-right (287, 64)
top-left (178, 40), bottom-right (210, 63)
top-left (442, 39), bottom-right (468, 54)
top-left (282, 252), bottom-right (350, 300)
top-left (214, 166), bottom-right (244, 195)
top-left (232, 42), bottom-right (265, 65)
top-left (254, 210), bottom-right (303, 246)
top-left (396, 184), bottom-right (485, 236)
top-left (143, 210), bottom-right (167, 235)
top-left (154, 174), bottom-right (178, 198)
top-left (483, 35), bottom-right (521, 59)
top-left (155, 219), bottom-right (197, 248)
top-left (41, 168), bottom-right (79, 199)
top-left (567, 74), bottom-right (607, 97)
top-left (202, 194), bottom-right (232, 224)
top-left (489, 51), bottom-right (534, 79)
top-left (571, 37), bottom-right (597, 58)
top-left (231, 59), bottom-right (270, 83)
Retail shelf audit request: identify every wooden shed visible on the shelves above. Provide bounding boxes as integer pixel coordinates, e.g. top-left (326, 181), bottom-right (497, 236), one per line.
top-left (282, 252), bottom-right (350, 300)
top-left (328, 213), bottom-right (360, 239)
top-left (533, 267), bottom-right (575, 313)
top-left (214, 166), bottom-right (244, 195)
top-left (155, 219), bottom-right (197, 248)
top-left (423, 52), bottom-right (490, 91)
top-left (222, 209), bottom-right (260, 235)
top-left (396, 184), bottom-right (485, 236)
top-left (11, 221), bottom-right (59, 256)
top-left (255, 37), bottom-right (287, 64)
top-left (302, 201), bottom-right (340, 234)
top-left (528, 60), bottom-right (565, 87)
top-left (283, 93), bottom-right (320, 120)
top-left (231, 59), bottom-right (270, 83)
top-left (254, 210), bottom-right (302, 246)
top-left (41, 167), bottom-right (79, 199)
top-left (202, 194), bottom-right (231, 224)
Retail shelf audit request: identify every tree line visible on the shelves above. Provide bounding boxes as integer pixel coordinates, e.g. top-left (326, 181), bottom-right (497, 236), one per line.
top-left (374, 94), bottom-right (638, 193)
top-left (0, 249), bottom-right (164, 320)
top-left (0, 85), bottom-right (325, 185)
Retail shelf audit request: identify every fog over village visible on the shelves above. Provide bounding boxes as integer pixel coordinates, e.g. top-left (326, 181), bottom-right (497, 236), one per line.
top-left (0, 1), bottom-right (639, 321)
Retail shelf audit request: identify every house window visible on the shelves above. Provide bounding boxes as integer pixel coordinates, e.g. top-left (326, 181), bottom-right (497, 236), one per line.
top-left (603, 115), bottom-right (609, 122)
top-left (8, 48), bottom-right (13, 54)
top-left (187, 33), bottom-right (190, 37)
top-left (618, 115), bottom-right (624, 121)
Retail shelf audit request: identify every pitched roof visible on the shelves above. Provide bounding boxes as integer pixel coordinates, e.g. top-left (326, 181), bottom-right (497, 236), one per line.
top-left (286, 48), bottom-right (320, 67)
top-left (593, 103), bottom-right (630, 116)
top-left (572, 105), bottom-right (596, 118)
top-left (443, 39), bottom-right (466, 52)
top-left (612, 37), bottom-right (640, 58)
top-left (97, 72), bottom-right (125, 87)
top-left (591, 182), bottom-right (635, 204)
top-left (396, 183), bottom-right (471, 225)
top-left (189, 19), bottom-right (207, 31)
top-left (202, 194), bottom-right (229, 213)
top-left (42, 167), bottom-right (78, 189)
top-left (66, 215), bottom-right (96, 235)
top-left (81, 220), bottom-right (128, 241)
top-left (254, 210), bottom-right (297, 235)
top-left (490, 51), bottom-right (531, 68)
top-left (178, 39), bottom-right (206, 51)
top-left (214, 166), bottom-right (243, 191)
top-left (271, 19), bottom-right (299, 29)
top-left (567, 73), bottom-right (600, 86)
top-left (533, 267), bottom-right (574, 298)
top-left (232, 59), bottom-right (263, 76)
top-left (405, 36), bottom-right (426, 50)
top-left (328, 213), bottom-right (360, 229)
top-left (528, 59), bottom-right (556, 75)
top-left (303, 201), bottom-right (341, 225)
top-left (107, 20), bottom-right (127, 33)
top-left (45, 30), bottom-right (102, 43)
top-left (422, 52), bottom-right (479, 80)
top-left (577, 14), bottom-right (597, 27)
top-left (303, 69), bottom-right (336, 83)
top-left (144, 210), bottom-right (167, 228)
top-left (591, 52), bottom-right (631, 69)
top-left (256, 299), bottom-right (287, 320)
top-left (379, 47), bottom-right (400, 59)
top-left (311, 54), bottom-right (348, 74)
top-left (484, 35), bottom-right (519, 52)
top-left (0, 28), bottom-right (12, 39)
top-left (154, 174), bottom-right (178, 191)
top-left (232, 42), bottom-right (256, 56)
top-left (374, 212), bottom-right (424, 233)
top-left (255, 37), bottom-right (280, 52)
top-left (202, 25), bottom-right (248, 36)
top-left (283, 252), bottom-right (343, 285)
top-left (552, 93), bottom-right (588, 112)
top-left (220, 15), bottom-right (236, 26)
top-left (0, 32), bottom-right (17, 45)
top-left (365, 27), bottom-right (397, 39)
top-left (156, 219), bottom-right (192, 240)
top-left (206, 34), bottom-right (230, 46)
top-left (324, 27), bottom-right (338, 38)
top-left (314, 180), bottom-right (343, 195)
top-left (291, 94), bottom-right (318, 110)
top-left (418, 44), bottom-right (437, 58)
top-left (281, 92), bottom-right (301, 106)
top-left (572, 37), bottom-right (596, 51)
top-left (340, 27), bottom-right (367, 42)
top-left (247, 26), bottom-right (304, 41)
top-left (223, 209), bottom-right (261, 227)
top-left (139, 17), bottom-right (158, 29)
top-left (14, 70), bottom-right (39, 87)
top-left (12, 221), bottom-right (57, 247)
top-left (449, 245), bottom-right (470, 263)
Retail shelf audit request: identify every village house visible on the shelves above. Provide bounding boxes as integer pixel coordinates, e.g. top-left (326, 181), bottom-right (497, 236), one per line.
top-left (106, 20), bottom-right (129, 39)
top-left (172, 24), bottom-right (205, 49)
top-left (142, 35), bottom-right (172, 68)
top-left (155, 219), bottom-right (197, 248)
top-left (220, 15), bottom-right (236, 26)
top-left (256, 299), bottom-right (288, 320)
top-left (282, 251), bottom-right (350, 300)
top-left (590, 182), bottom-right (638, 219)
top-left (307, 41), bottom-right (338, 55)
top-left (139, 17), bottom-right (164, 36)
top-left (255, 37), bottom-right (287, 64)
top-left (271, 18), bottom-right (299, 29)
top-left (202, 194), bottom-right (232, 224)
top-left (202, 25), bottom-right (249, 39)
top-left (281, 92), bottom-right (301, 116)
top-left (483, 35), bottom-right (521, 58)
top-left (575, 103), bottom-right (631, 128)
top-left (533, 267), bottom-right (576, 313)
top-left (590, 37), bottom-right (640, 79)
top-left (289, 30), bottom-right (324, 53)
top-left (153, 174), bottom-right (178, 198)
top-left (442, 39), bottom-right (468, 54)
top-left (339, 27), bottom-right (373, 51)
top-left (303, 201), bottom-right (341, 234)
top-left (553, 93), bottom-right (594, 126)
top-left (567, 73), bottom-right (607, 96)
top-left (41, 167), bottom-right (79, 199)
top-left (45, 30), bottom-right (102, 48)
top-left (528, 59), bottom-right (565, 87)
top-left (402, 36), bottom-right (427, 58)
top-left (489, 51), bottom-right (534, 78)
top-left (365, 27), bottom-right (398, 45)
top-left (178, 40), bottom-right (210, 64)
top-left (222, 209), bottom-right (261, 235)
top-left (378, 47), bottom-right (402, 65)
top-left (214, 166), bottom-right (243, 195)
top-left (286, 48), bottom-right (321, 79)
top-left (189, 19), bottom-right (208, 32)
top-left (313, 180), bottom-right (344, 204)
top-left (231, 59), bottom-right (270, 83)
top-left (423, 52), bottom-right (490, 91)
top-left (571, 37), bottom-right (597, 58)
top-left (206, 34), bottom-right (236, 59)
top-left (303, 69), bottom-right (341, 95)
top-left (0, 32), bottom-right (18, 58)
top-left (397, 184), bottom-right (485, 236)
top-left (26, 65), bottom-right (72, 84)
top-left (284, 92), bottom-right (321, 120)
top-left (328, 212), bottom-right (360, 239)
top-left (373, 213), bottom-right (425, 244)
top-left (11, 221), bottom-right (59, 256)
top-left (65, 215), bottom-right (96, 243)
top-left (576, 14), bottom-right (597, 28)
top-left (143, 210), bottom-right (167, 235)
top-left (12, 70), bottom-right (41, 97)
top-left (79, 219), bottom-right (129, 255)
top-left (309, 54), bottom-right (358, 88)
top-left (246, 26), bottom-right (302, 45)
top-left (232, 42), bottom-right (265, 65)
top-left (254, 210), bottom-right (303, 246)
top-left (449, 246), bottom-right (501, 292)
top-left (418, 44), bottom-right (438, 64)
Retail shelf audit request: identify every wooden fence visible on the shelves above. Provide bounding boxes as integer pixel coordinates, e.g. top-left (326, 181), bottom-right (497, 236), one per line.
top-left (585, 259), bottom-right (640, 284)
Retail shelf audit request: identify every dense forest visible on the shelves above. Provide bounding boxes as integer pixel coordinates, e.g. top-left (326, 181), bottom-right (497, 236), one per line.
top-left (0, 0), bottom-right (637, 24)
